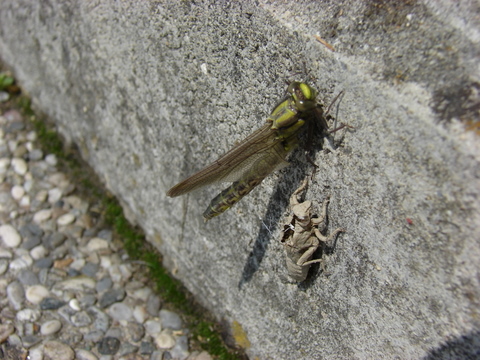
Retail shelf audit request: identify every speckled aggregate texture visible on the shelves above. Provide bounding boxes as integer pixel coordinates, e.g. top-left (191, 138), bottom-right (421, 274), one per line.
top-left (0, 111), bottom-right (208, 360)
top-left (0, 1), bottom-right (479, 359)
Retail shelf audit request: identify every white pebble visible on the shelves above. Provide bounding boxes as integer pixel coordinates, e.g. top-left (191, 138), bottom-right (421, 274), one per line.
top-left (196, 351), bottom-right (213, 360)
top-left (23, 179), bottom-right (33, 192)
top-left (87, 237), bottom-right (109, 251)
top-left (145, 319), bottom-right (162, 336)
top-left (30, 245), bottom-right (47, 259)
top-left (9, 253), bottom-right (33, 270)
top-left (0, 224), bottom-right (21, 247)
top-left (11, 185), bottom-right (25, 200)
top-left (119, 264), bottom-right (132, 280)
top-left (155, 330), bottom-right (176, 349)
top-left (0, 248), bottom-right (13, 258)
top-left (17, 308), bottom-right (41, 322)
top-left (99, 256), bottom-right (112, 268)
top-left (0, 260), bottom-right (7, 275)
top-left (133, 305), bottom-right (148, 324)
top-left (27, 345), bottom-right (44, 360)
top-left (7, 334), bottom-right (22, 347)
top-left (132, 287), bottom-right (153, 301)
top-left (70, 258), bottom-right (86, 271)
top-left (48, 173), bottom-right (69, 189)
top-left (26, 285), bottom-right (50, 304)
top-left (35, 190), bottom-right (48, 202)
top-left (108, 265), bottom-right (122, 283)
top-left (44, 340), bottom-right (74, 360)
top-left (69, 298), bottom-right (81, 311)
top-left (33, 209), bottom-right (52, 223)
top-left (19, 196), bottom-right (30, 207)
top-left (64, 195), bottom-right (86, 211)
top-left (11, 158), bottom-right (28, 175)
top-left (56, 276), bottom-right (96, 291)
top-left (108, 303), bottom-right (133, 321)
top-left (75, 349), bottom-right (98, 360)
top-left (45, 154), bottom-right (57, 166)
top-left (27, 131), bottom-right (37, 141)
top-left (41, 319), bottom-right (62, 335)
top-left (0, 158), bottom-right (9, 173)
top-left (48, 188), bottom-right (63, 203)
top-left (57, 213), bottom-right (75, 226)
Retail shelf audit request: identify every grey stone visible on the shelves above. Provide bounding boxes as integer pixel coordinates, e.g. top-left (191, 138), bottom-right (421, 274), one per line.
top-left (78, 294), bottom-right (96, 307)
top-left (96, 276), bottom-right (113, 293)
top-left (146, 294), bottom-right (161, 316)
top-left (125, 321), bottom-right (145, 342)
top-left (170, 335), bottom-right (189, 360)
top-left (0, 259), bottom-right (9, 275)
top-left (0, 91), bottom-right (9, 102)
top-left (21, 335), bottom-right (41, 348)
top-left (28, 149), bottom-right (44, 161)
top-left (38, 268), bottom-right (48, 284)
top-left (87, 306), bottom-right (110, 332)
top-left (139, 341), bottom-right (156, 355)
top-left (61, 331), bottom-right (84, 347)
top-left (99, 288), bottom-right (126, 308)
top-left (6, 281), bottom-right (24, 310)
top-left (17, 269), bottom-right (39, 285)
top-left (58, 305), bottom-right (76, 324)
top-left (108, 303), bottom-right (132, 321)
top-left (97, 229), bottom-right (113, 241)
top-left (5, 121), bottom-right (24, 132)
top-left (117, 341), bottom-right (138, 356)
top-left (43, 232), bottom-right (66, 249)
top-left (34, 256), bottom-right (53, 269)
top-left (97, 336), bottom-right (120, 355)
top-left (71, 311), bottom-right (92, 327)
top-left (80, 262), bottom-right (98, 277)
top-left (159, 310), bottom-right (182, 330)
top-left (20, 224), bottom-right (43, 240)
top-left (84, 329), bottom-right (104, 343)
top-left (150, 351), bottom-right (165, 360)
top-left (66, 268), bottom-right (81, 277)
top-left (39, 297), bottom-right (66, 310)
top-left (105, 327), bottom-right (122, 339)
top-left (21, 235), bottom-right (41, 250)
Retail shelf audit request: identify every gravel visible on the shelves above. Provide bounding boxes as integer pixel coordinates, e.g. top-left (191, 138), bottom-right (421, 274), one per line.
top-left (0, 109), bottom-right (213, 359)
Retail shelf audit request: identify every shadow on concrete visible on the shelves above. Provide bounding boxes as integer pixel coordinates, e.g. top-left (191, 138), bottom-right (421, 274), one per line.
top-left (423, 330), bottom-right (480, 360)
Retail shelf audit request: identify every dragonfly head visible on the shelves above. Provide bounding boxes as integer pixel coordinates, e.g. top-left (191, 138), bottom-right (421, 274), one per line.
top-left (287, 82), bottom-right (317, 112)
top-left (292, 200), bottom-right (312, 219)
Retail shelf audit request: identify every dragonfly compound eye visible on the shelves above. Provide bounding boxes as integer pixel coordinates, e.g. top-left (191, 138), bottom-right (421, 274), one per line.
top-left (287, 82), bottom-right (317, 112)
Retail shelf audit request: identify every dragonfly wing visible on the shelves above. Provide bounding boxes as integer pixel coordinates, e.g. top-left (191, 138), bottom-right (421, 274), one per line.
top-left (167, 123), bottom-right (284, 197)
top-left (203, 140), bottom-right (292, 220)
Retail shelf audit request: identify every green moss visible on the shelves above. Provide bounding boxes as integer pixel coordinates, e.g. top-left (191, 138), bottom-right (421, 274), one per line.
top-left (31, 118), bottom-right (64, 156)
top-left (193, 321), bottom-right (239, 360)
top-left (16, 96), bottom-right (34, 117)
top-left (0, 72), bottom-right (14, 90)
top-left (144, 252), bottom-right (190, 310)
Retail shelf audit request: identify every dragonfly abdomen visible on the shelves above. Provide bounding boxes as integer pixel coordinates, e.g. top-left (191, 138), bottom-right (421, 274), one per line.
top-left (203, 176), bottom-right (265, 221)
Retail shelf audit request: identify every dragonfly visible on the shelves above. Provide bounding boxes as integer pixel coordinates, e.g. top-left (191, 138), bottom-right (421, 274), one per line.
top-left (167, 82), bottom-right (330, 221)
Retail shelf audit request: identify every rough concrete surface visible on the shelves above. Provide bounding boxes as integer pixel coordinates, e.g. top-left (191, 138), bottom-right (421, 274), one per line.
top-left (1, 1), bottom-right (479, 359)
